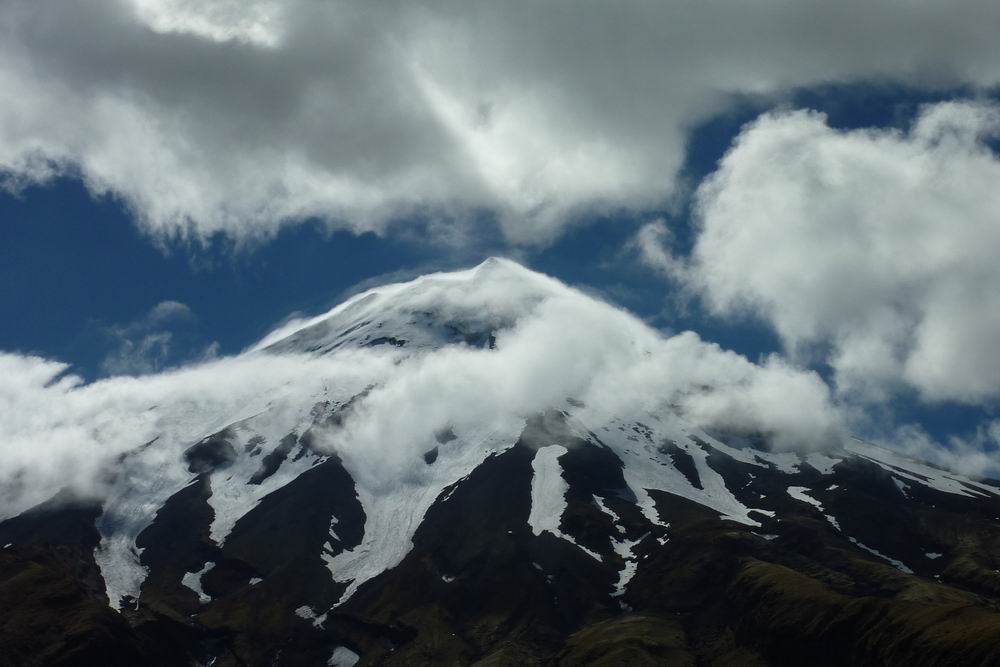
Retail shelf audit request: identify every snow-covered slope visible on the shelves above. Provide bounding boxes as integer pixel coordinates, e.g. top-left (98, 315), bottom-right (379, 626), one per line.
top-left (255, 257), bottom-right (559, 356)
top-left (73, 258), bottom-right (1000, 611)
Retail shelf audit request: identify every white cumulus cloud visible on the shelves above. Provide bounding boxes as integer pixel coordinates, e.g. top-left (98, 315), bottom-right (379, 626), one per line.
top-left (667, 100), bottom-right (1000, 406)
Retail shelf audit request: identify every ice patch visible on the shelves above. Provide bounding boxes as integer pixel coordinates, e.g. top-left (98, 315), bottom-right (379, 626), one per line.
top-left (925, 552), bottom-right (943, 560)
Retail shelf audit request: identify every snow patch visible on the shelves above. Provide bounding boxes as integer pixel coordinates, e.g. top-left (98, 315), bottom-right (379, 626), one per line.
top-left (528, 445), bottom-right (570, 537)
top-left (848, 438), bottom-right (1000, 499)
top-left (610, 533), bottom-right (645, 598)
top-left (527, 445), bottom-right (601, 560)
top-left (324, 420), bottom-right (523, 607)
top-left (588, 415), bottom-right (761, 528)
top-left (328, 647), bottom-right (360, 667)
top-left (593, 493), bottom-right (645, 598)
top-left (787, 486), bottom-right (843, 533)
top-left (94, 449), bottom-right (194, 611)
top-left (329, 514), bottom-right (341, 542)
top-left (206, 395), bottom-right (359, 545)
top-left (593, 496), bottom-right (627, 535)
top-left (181, 561), bottom-right (215, 603)
top-left (847, 536), bottom-right (913, 574)
top-left (805, 453), bottom-right (841, 475)
top-left (295, 605), bottom-right (318, 620)
top-left (787, 486), bottom-right (822, 509)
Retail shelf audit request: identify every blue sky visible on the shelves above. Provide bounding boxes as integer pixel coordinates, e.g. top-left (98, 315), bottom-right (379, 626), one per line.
top-left (0, 84), bottom-right (973, 360)
top-left (3, 0), bottom-right (1000, 476)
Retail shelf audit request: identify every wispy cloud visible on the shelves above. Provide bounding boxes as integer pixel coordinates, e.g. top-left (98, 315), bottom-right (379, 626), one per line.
top-left (90, 300), bottom-right (218, 376)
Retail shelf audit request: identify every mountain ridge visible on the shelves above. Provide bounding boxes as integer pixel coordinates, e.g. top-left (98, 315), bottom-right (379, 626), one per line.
top-left (2, 259), bottom-right (1000, 666)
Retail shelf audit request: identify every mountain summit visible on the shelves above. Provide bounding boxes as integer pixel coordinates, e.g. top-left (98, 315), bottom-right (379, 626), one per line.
top-left (2, 260), bottom-right (1000, 666)
top-left (256, 257), bottom-right (556, 356)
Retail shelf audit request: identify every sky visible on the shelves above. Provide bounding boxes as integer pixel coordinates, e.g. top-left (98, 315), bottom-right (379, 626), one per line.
top-left (2, 0), bottom-right (1000, 499)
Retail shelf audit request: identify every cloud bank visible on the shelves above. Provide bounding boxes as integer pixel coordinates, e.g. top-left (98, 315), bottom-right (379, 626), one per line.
top-left (649, 101), bottom-right (1000, 406)
top-left (0, 261), bottom-right (842, 520)
top-left (5, 0), bottom-right (1000, 243)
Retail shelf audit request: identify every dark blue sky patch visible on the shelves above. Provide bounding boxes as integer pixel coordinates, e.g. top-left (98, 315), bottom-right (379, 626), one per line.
top-left (0, 178), bottom-right (445, 378)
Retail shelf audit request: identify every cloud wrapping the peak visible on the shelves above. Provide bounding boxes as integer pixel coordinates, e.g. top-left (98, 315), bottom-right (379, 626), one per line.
top-left (0, 261), bottom-right (843, 519)
top-left (5, 0), bottom-right (1000, 243)
top-left (0, 349), bottom-right (396, 518)
top-left (679, 100), bottom-right (1000, 405)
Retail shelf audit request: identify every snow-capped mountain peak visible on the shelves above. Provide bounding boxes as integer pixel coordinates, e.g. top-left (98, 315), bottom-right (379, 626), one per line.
top-left (4, 259), bottom-right (1000, 665)
top-left (256, 257), bottom-right (561, 356)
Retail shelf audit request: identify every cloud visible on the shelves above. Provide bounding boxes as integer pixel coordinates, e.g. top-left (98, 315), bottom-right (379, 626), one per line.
top-left (670, 100), bottom-right (1000, 405)
top-left (885, 421), bottom-right (1000, 480)
top-left (631, 219), bottom-right (686, 282)
top-left (93, 300), bottom-right (218, 376)
top-left (0, 348), bottom-right (397, 519)
top-left (0, 260), bottom-right (844, 520)
top-left (4, 1), bottom-right (1000, 244)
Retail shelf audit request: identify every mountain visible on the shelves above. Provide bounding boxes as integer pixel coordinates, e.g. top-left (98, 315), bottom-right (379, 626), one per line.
top-left (3, 258), bottom-right (1000, 666)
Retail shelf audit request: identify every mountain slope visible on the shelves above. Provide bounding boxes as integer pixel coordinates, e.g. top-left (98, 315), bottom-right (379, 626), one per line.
top-left (2, 258), bottom-right (1000, 666)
